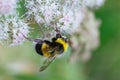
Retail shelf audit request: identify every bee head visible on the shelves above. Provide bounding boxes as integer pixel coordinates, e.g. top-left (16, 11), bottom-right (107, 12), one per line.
top-left (52, 33), bottom-right (67, 42)
top-left (56, 33), bottom-right (62, 38)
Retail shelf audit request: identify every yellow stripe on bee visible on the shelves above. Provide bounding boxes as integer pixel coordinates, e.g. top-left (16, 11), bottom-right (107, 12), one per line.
top-left (55, 38), bottom-right (68, 52)
top-left (41, 43), bottom-right (51, 57)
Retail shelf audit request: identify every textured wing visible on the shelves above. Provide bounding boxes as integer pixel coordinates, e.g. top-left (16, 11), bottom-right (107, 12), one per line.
top-left (39, 55), bottom-right (57, 72)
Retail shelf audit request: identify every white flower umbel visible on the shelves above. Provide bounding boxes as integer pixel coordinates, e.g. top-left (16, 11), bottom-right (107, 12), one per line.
top-left (70, 9), bottom-right (101, 62)
top-left (0, 0), bottom-right (105, 46)
top-left (0, 0), bottom-right (30, 46)
top-left (25, 0), bottom-right (105, 34)
top-left (10, 18), bottom-right (30, 46)
top-left (0, 15), bottom-right (29, 46)
top-left (25, 0), bottom-right (84, 34)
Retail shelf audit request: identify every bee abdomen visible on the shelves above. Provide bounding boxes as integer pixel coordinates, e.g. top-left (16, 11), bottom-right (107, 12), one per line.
top-left (35, 43), bottom-right (43, 56)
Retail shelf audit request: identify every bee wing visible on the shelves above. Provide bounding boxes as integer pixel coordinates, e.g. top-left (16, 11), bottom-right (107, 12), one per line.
top-left (39, 55), bottom-right (57, 72)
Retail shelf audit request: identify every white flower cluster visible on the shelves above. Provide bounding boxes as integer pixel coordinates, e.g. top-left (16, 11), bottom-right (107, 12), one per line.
top-left (25, 0), bottom-right (84, 33)
top-left (70, 9), bottom-right (101, 62)
top-left (0, 0), bottom-right (30, 46)
top-left (25, 0), bottom-right (105, 34)
top-left (0, 0), bottom-right (105, 46)
top-left (0, 15), bottom-right (29, 46)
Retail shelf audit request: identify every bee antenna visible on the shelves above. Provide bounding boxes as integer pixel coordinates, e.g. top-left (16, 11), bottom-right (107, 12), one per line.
top-left (55, 27), bottom-right (60, 33)
top-left (54, 22), bottom-right (61, 33)
top-left (54, 23), bottom-right (62, 38)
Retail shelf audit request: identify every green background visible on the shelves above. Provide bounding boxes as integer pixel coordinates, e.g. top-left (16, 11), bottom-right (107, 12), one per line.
top-left (87, 0), bottom-right (120, 80)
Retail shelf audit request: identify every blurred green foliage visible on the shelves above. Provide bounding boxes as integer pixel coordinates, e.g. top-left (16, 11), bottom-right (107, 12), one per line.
top-left (86, 0), bottom-right (120, 80)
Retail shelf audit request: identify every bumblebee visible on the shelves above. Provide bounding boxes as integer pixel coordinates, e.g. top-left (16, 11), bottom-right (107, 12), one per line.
top-left (21, 31), bottom-right (68, 71)
top-left (34, 33), bottom-right (68, 71)
top-left (35, 33), bottom-right (68, 57)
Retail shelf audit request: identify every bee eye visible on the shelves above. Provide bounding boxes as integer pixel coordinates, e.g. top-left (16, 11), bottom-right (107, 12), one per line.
top-left (56, 33), bottom-right (61, 38)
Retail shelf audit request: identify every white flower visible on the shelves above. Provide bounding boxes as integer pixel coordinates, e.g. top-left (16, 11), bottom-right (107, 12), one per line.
top-left (0, 0), bottom-right (17, 15)
top-left (10, 18), bottom-right (30, 46)
top-left (59, 9), bottom-right (84, 34)
top-left (70, 9), bottom-right (101, 62)
top-left (25, 0), bottom-right (104, 35)
top-left (25, 0), bottom-right (84, 34)
top-left (83, 0), bottom-right (105, 8)
top-left (0, 0), bottom-right (105, 47)
top-left (0, 15), bottom-right (30, 46)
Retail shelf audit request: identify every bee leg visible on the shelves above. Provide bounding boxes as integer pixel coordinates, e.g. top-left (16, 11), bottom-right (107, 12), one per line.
top-left (54, 26), bottom-right (60, 33)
